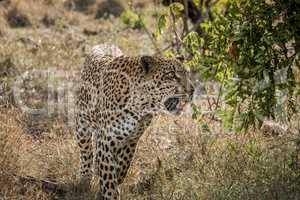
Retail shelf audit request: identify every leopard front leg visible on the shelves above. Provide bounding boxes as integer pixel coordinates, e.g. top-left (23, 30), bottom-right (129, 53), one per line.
top-left (116, 140), bottom-right (138, 184)
top-left (116, 114), bottom-right (153, 184)
top-left (75, 115), bottom-right (94, 189)
top-left (95, 137), bottom-right (120, 200)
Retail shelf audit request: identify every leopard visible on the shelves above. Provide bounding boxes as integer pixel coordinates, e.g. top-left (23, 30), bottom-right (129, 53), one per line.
top-left (74, 44), bottom-right (194, 199)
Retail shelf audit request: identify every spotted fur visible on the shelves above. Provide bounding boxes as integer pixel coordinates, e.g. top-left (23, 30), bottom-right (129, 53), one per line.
top-left (75, 44), bottom-right (194, 199)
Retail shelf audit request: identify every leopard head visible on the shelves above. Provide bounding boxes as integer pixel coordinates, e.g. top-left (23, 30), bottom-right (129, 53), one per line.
top-left (137, 55), bottom-right (194, 115)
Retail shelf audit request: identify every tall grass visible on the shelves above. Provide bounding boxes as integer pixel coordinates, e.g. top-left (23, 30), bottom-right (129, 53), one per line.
top-left (0, 0), bottom-right (299, 199)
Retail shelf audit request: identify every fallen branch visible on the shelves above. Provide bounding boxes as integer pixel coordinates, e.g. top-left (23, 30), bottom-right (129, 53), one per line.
top-left (12, 173), bottom-right (68, 197)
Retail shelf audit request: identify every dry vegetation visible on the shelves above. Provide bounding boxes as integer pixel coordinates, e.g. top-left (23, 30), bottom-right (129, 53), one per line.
top-left (0, 0), bottom-right (300, 199)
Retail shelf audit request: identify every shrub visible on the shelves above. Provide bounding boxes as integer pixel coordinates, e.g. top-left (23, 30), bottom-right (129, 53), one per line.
top-left (193, 0), bottom-right (299, 130)
top-left (121, 9), bottom-right (144, 29)
top-left (155, 0), bottom-right (300, 131)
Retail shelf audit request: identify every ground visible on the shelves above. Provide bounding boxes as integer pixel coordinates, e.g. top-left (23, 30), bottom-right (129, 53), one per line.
top-left (1, 0), bottom-right (300, 199)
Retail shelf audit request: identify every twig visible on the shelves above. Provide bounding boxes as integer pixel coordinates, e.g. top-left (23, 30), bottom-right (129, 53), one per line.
top-left (169, 7), bottom-right (182, 54)
top-left (143, 25), bottom-right (163, 55)
top-left (182, 0), bottom-right (189, 37)
top-left (206, 95), bottom-right (213, 112)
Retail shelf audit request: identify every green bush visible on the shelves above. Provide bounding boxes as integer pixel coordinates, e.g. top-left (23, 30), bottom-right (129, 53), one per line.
top-left (194, 0), bottom-right (299, 130)
top-left (156, 0), bottom-right (300, 131)
top-left (121, 10), bottom-right (144, 29)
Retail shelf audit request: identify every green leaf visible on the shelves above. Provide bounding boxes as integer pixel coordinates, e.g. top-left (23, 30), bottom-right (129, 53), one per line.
top-left (170, 2), bottom-right (184, 16)
top-left (121, 10), bottom-right (144, 29)
top-left (183, 31), bottom-right (203, 53)
top-left (157, 14), bottom-right (168, 36)
top-left (192, 104), bottom-right (201, 120)
top-left (193, 0), bottom-right (200, 7)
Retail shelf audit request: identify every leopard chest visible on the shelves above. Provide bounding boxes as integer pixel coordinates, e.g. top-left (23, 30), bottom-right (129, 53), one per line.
top-left (96, 112), bottom-right (153, 144)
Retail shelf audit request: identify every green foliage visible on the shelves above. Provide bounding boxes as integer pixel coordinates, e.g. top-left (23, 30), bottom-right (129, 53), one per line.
top-left (184, 0), bottom-right (300, 130)
top-left (183, 31), bottom-right (204, 54)
top-left (155, 2), bottom-right (185, 38)
top-left (157, 0), bottom-right (300, 131)
top-left (199, 0), bottom-right (300, 130)
top-left (121, 10), bottom-right (144, 29)
top-left (193, 0), bottom-right (200, 7)
top-left (157, 14), bottom-right (168, 36)
top-left (169, 2), bottom-right (184, 16)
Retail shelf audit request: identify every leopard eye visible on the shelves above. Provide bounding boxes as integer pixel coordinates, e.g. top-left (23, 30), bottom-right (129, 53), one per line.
top-left (163, 71), bottom-right (176, 80)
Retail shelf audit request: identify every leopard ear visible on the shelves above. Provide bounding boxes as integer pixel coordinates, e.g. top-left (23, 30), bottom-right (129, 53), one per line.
top-left (176, 55), bottom-right (184, 62)
top-left (140, 56), bottom-right (157, 74)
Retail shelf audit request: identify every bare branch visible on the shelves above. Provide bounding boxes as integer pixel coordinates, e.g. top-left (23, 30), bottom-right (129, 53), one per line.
top-left (182, 0), bottom-right (189, 36)
top-left (143, 25), bottom-right (163, 55)
top-left (169, 7), bottom-right (182, 53)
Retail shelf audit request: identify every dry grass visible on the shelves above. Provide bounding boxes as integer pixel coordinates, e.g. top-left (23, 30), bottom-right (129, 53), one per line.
top-left (0, 108), bottom-right (52, 199)
top-left (121, 115), bottom-right (300, 200)
top-left (1, 107), bottom-right (300, 199)
top-left (0, 0), bottom-right (300, 199)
